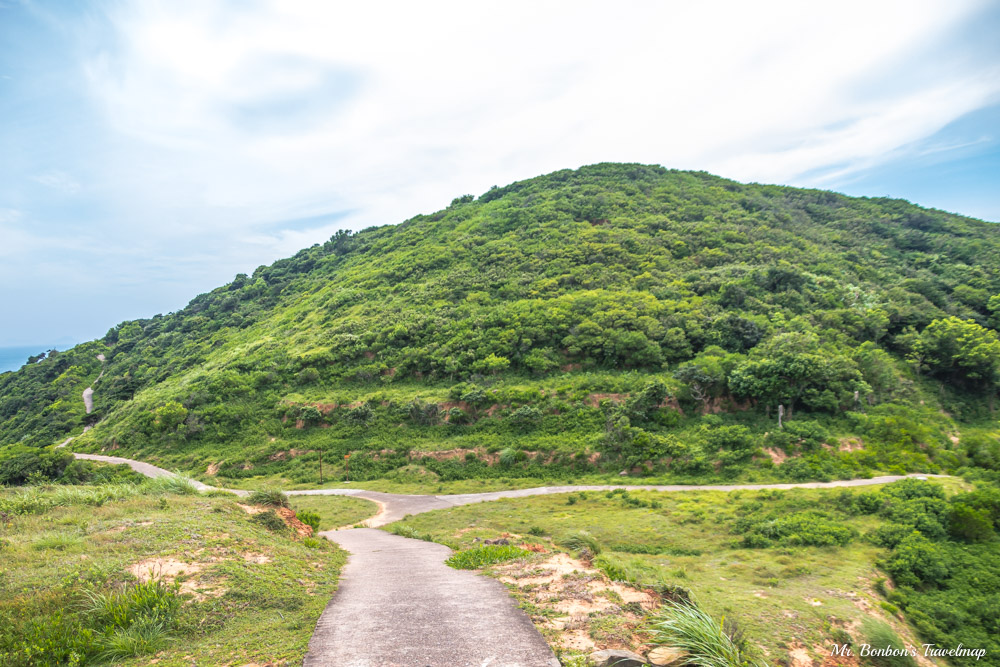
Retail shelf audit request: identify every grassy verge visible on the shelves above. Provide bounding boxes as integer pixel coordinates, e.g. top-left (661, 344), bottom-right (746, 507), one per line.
top-left (0, 482), bottom-right (346, 665)
top-left (289, 495), bottom-right (379, 530)
top-left (383, 482), bottom-right (954, 665)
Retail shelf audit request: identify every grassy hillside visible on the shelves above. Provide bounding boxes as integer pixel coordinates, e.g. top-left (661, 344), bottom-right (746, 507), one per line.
top-left (2, 163), bottom-right (1000, 485)
top-left (0, 478), bottom-right (356, 665)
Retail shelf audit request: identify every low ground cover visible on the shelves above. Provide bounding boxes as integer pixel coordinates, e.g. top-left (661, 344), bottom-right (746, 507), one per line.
top-left (289, 494), bottom-right (380, 530)
top-left (0, 481), bottom-right (346, 665)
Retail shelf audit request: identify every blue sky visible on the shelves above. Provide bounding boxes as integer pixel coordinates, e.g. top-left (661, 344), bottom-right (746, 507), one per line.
top-left (1, 0), bottom-right (999, 348)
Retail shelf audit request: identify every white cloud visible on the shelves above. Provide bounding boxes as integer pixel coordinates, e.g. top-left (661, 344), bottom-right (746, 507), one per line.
top-left (33, 170), bottom-right (82, 194)
top-left (78, 0), bottom-right (998, 236)
top-left (5, 0), bottom-right (998, 344)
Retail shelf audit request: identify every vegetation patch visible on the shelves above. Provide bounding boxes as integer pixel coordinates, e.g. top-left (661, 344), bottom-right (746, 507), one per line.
top-left (0, 483), bottom-right (346, 665)
top-left (445, 544), bottom-right (531, 569)
top-left (386, 478), bottom-right (999, 665)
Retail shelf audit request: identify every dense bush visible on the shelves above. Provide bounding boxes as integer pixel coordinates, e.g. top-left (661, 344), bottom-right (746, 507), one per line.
top-left (736, 511), bottom-right (856, 548)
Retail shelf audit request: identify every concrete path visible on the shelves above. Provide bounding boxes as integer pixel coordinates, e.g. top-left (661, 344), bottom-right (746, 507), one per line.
top-left (72, 453), bottom-right (220, 492)
top-left (63, 446), bottom-right (945, 666)
top-left (304, 528), bottom-right (559, 667)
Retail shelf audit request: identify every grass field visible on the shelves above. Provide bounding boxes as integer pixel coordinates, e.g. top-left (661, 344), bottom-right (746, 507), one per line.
top-left (289, 494), bottom-right (380, 530)
top-left (385, 482), bottom-right (954, 665)
top-left (0, 482), bottom-right (346, 665)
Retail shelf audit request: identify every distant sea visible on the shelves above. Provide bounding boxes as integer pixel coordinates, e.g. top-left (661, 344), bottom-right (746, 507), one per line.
top-left (0, 345), bottom-right (58, 374)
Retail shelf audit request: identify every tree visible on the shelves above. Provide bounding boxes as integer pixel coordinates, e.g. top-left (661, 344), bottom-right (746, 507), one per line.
top-left (474, 353), bottom-right (510, 375)
top-left (911, 317), bottom-right (1000, 389)
top-left (153, 401), bottom-right (188, 432)
top-left (728, 333), bottom-right (867, 417)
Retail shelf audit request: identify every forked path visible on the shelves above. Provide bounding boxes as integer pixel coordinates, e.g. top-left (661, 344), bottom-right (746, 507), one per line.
top-left (68, 451), bottom-right (942, 665)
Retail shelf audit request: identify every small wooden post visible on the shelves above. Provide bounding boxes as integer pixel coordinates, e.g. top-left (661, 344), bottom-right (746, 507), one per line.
top-left (319, 449), bottom-right (323, 485)
top-left (345, 454), bottom-right (350, 482)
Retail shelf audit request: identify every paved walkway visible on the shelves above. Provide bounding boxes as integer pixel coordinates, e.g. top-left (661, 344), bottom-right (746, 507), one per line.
top-left (66, 446), bottom-right (943, 666)
top-left (305, 528), bottom-right (560, 667)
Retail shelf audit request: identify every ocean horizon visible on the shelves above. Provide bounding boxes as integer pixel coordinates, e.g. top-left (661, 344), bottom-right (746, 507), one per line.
top-left (0, 345), bottom-right (61, 374)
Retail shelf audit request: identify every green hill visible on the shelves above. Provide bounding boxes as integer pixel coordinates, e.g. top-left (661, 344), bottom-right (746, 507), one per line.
top-left (2, 163), bottom-right (999, 486)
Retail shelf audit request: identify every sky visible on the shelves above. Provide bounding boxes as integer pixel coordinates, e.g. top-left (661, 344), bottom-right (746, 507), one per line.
top-left (1, 0), bottom-right (999, 348)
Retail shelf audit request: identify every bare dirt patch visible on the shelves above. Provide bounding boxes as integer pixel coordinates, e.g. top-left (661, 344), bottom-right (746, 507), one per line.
top-left (237, 504), bottom-right (314, 537)
top-left (764, 447), bottom-right (788, 464)
top-left (243, 552), bottom-right (272, 564)
top-left (492, 551), bottom-right (657, 657)
top-left (838, 438), bottom-right (865, 453)
top-left (585, 393), bottom-right (629, 408)
top-left (129, 557), bottom-right (226, 601)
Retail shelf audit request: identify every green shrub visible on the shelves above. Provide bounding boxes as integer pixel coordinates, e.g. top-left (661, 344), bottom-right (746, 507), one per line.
top-left (144, 475), bottom-right (199, 496)
top-left (859, 620), bottom-right (916, 667)
top-left (297, 510), bottom-right (321, 532)
top-left (882, 533), bottom-right (950, 587)
top-left (558, 530), bottom-right (602, 556)
top-left (0, 609), bottom-right (97, 666)
top-left (947, 503), bottom-right (995, 542)
top-left (82, 578), bottom-right (181, 630)
top-left (649, 600), bottom-right (765, 667)
top-left (737, 511), bottom-right (856, 548)
top-left (253, 510), bottom-right (288, 532)
top-left (445, 544), bottom-right (530, 569)
top-left (248, 489), bottom-right (290, 508)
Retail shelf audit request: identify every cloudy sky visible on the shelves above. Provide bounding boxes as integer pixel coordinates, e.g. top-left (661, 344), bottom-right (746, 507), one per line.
top-left (1, 0), bottom-right (999, 348)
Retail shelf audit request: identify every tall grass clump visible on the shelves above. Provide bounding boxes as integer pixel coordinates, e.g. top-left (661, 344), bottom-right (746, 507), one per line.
top-left (144, 475), bottom-right (199, 496)
top-left (859, 620), bottom-right (916, 667)
top-left (248, 488), bottom-right (290, 508)
top-left (81, 578), bottom-right (181, 661)
top-left (558, 530), bottom-right (602, 557)
top-left (82, 578), bottom-right (181, 631)
top-left (649, 600), bottom-right (766, 667)
top-left (445, 544), bottom-right (531, 570)
top-left (96, 618), bottom-right (171, 660)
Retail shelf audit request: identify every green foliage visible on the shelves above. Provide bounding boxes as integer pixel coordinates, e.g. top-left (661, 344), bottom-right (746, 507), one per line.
top-left (444, 544), bottom-right (530, 569)
top-left (882, 533), bottom-right (950, 587)
top-left (297, 510), bottom-right (321, 532)
top-left (153, 401), bottom-right (188, 432)
top-left (736, 511), bottom-right (856, 548)
top-left (858, 620), bottom-right (917, 667)
top-left (253, 509), bottom-right (288, 533)
top-left (3, 163), bottom-right (1000, 488)
top-left (248, 489), bottom-right (290, 508)
top-left (909, 317), bottom-right (1000, 387)
top-left (0, 446), bottom-right (73, 486)
top-left (557, 530), bottom-right (602, 556)
top-left (649, 600), bottom-right (766, 667)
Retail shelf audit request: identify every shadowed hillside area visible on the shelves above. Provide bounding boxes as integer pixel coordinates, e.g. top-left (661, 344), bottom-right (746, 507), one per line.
top-left (2, 163), bottom-right (1000, 490)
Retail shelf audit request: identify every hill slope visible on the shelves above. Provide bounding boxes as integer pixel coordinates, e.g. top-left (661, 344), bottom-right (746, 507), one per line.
top-left (2, 163), bottom-right (999, 485)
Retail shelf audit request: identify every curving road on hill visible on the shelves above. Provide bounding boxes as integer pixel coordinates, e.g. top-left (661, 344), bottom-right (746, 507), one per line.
top-left (63, 378), bottom-right (944, 666)
top-left (69, 450), bottom-right (942, 666)
top-left (67, 451), bottom-right (943, 524)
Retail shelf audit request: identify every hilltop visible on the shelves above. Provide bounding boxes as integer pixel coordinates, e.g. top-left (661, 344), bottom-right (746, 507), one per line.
top-left (2, 163), bottom-right (999, 487)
